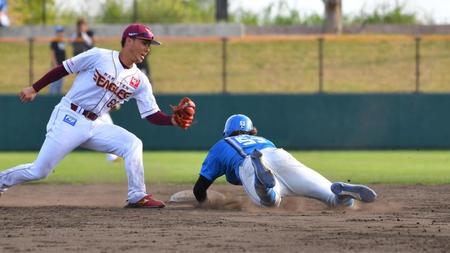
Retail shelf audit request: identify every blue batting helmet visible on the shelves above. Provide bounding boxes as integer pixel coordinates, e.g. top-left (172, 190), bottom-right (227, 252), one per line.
top-left (223, 114), bottom-right (253, 137)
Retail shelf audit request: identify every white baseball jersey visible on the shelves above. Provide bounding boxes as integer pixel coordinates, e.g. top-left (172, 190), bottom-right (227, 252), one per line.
top-left (63, 47), bottom-right (159, 118)
top-left (0, 47), bottom-right (162, 204)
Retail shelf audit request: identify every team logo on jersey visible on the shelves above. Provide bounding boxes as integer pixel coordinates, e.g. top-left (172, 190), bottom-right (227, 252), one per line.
top-left (63, 114), bottom-right (77, 126)
top-left (93, 69), bottom-right (132, 100)
top-left (129, 76), bottom-right (140, 89)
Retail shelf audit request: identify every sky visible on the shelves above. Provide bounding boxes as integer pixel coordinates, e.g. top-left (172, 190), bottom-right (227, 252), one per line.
top-left (56, 0), bottom-right (450, 24)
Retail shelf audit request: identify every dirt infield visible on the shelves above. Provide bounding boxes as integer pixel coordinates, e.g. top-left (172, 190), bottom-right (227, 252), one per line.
top-left (1, 184), bottom-right (450, 252)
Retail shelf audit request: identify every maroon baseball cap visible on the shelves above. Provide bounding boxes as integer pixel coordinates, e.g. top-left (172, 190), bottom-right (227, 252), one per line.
top-left (122, 23), bottom-right (161, 45)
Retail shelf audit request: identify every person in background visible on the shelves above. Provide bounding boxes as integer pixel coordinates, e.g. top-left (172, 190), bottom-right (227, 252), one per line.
top-left (72, 18), bottom-right (94, 56)
top-left (0, 0), bottom-right (10, 27)
top-left (49, 26), bottom-right (66, 95)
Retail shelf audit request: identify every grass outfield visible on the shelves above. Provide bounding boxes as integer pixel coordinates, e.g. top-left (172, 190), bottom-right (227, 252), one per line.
top-left (1, 35), bottom-right (450, 94)
top-left (1, 150), bottom-right (449, 185)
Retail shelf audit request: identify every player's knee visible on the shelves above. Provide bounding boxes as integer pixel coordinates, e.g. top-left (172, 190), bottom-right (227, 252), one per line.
top-left (123, 136), bottom-right (143, 156)
top-left (130, 137), bottom-right (143, 151)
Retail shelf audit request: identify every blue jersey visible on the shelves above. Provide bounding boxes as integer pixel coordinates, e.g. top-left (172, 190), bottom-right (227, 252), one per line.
top-left (199, 135), bottom-right (276, 185)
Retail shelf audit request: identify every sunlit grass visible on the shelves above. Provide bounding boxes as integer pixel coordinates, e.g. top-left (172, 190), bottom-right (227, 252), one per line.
top-left (1, 150), bottom-right (449, 185)
top-left (0, 36), bottom-right (449, 94)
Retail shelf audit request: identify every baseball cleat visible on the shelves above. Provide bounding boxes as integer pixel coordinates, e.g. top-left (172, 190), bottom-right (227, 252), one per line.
top-left (0, 186), bottom-right (6, 198)
top-left (251, 149), bottom-right (275, 188)
top-left (125, 194), bottom-right (166, 208)
top-left (331, 182), bottom-right (377, 203)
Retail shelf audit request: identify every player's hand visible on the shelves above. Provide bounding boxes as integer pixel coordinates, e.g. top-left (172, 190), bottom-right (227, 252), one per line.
top-left (19, 87), bottom-right (38, 103)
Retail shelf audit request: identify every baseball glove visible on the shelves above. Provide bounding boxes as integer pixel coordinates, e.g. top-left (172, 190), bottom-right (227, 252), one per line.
top-left (171, 97), bottom-right (196, 129)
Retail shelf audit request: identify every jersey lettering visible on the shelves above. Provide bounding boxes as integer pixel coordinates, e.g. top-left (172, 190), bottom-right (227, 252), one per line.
top-left (93, 69), bottom-right (132, 100)
top-left (233, 135), bottom-right (269, 146)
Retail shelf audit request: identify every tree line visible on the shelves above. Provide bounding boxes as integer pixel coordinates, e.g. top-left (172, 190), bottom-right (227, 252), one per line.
top-left (9, 0), bottom-right (429, 26)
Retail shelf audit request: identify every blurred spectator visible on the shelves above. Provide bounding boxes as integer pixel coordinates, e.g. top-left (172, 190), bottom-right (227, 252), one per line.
top-left (49, 26), bottom-right (67, 94)
top-left (0, 0), bottom-right (10, 27)
top-left (71, 18), bottom-right (94, 56)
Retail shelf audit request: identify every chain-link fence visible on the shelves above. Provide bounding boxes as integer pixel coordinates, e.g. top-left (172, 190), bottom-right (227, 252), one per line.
top-left (0, 35), bottom-right (449, 94)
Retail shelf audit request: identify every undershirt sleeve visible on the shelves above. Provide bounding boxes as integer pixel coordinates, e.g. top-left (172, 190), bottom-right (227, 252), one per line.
top-left (32, 65), bottom-right (69, 92)
top-left (193, 175), bottom-right (213, 203)
top-left (145, 111), bottom-right (173, 126)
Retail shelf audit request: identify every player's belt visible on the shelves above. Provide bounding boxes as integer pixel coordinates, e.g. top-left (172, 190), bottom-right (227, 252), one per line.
top-left (70, 103), bottom-right (98, 121)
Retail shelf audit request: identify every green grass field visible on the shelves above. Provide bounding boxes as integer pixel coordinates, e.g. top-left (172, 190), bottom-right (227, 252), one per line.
top-left (1, 35), bottom-right (449, 94)
top-left (1, 150), bottom-right (449, 185)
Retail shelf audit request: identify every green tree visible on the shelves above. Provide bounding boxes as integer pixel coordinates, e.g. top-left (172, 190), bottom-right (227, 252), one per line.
top-left (99, 0), bottom-right (131, 24)
top-left (98, 0), bottom-right (215, 24)
top-left (229, 8), bottom-right (259, 25)
top-left (230, 0), bottom-right (324, 26)
top-left (351, 2), bottom-right (419, 25)
top-left (137, 0), bottom-right (214, 24)
top-left (10, 0), bottom-right (56, 25)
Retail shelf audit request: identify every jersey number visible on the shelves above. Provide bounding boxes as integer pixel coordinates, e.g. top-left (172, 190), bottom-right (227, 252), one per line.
top-left (234, 136), bottom-right (268, 146)
top-left (107, 99), bottom-right (119, 108)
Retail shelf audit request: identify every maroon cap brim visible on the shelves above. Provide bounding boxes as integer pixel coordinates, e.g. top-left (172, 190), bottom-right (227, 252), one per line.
top-left (151, 40), bottom-right (161, 45)
top-left (135, 36), bottom-right (161, 46)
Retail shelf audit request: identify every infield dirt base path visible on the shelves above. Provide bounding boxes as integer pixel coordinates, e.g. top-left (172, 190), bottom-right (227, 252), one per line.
top-left (1, 184), bottom-right (450, 253)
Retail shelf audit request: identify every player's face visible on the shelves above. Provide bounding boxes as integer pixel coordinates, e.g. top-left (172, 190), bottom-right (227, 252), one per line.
top-left (130, 38), bottom-right (151, 64)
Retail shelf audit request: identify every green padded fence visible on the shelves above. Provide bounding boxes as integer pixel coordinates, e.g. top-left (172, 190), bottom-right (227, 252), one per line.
top-left (1, 94), bottom-right (450, 150)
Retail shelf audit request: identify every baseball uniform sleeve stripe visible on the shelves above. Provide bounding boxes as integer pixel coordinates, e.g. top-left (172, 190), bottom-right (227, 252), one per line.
top-left (62, 59), bottom-right (74, 74)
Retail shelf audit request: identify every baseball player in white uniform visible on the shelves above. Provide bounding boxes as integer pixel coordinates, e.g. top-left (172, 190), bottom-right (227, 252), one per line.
top-left (0, 24), bottom-right (196, 208)
top-left (194, 114), bottom-right (377, 208)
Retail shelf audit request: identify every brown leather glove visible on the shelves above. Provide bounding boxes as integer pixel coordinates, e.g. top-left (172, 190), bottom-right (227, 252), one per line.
top-left (171, 97), bottom-right (196, 129)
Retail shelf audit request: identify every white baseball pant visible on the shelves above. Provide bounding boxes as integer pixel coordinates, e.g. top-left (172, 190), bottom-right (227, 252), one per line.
top-left (238, 148), bottom-right (353, 207)
top-left (0, 98), bottom-right (147, 203)
top-left (96, 112), bottom-right (120, 162)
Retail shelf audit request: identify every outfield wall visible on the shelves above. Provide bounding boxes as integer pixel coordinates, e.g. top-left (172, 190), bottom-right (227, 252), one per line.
top-left (1, 94), bottom-right (449, 150)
